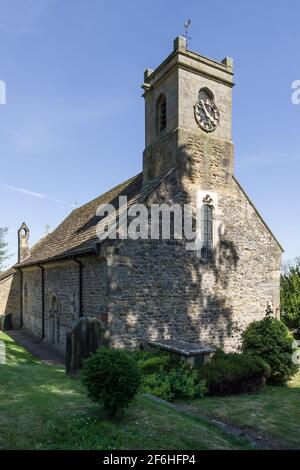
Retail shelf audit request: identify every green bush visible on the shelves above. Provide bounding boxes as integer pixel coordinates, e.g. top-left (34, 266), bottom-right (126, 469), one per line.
top-left (129, 349), bottom-right (206, 401)
top-left (142, 364), bottom-right (206, 401)
top-left (242, 317), bottom-right (298, 385)
top-left (142, 372), bottom-right (172, 400)
top-left (199, 351), bottom-right (270, 396)
top-left (138, 353), bottom-right (171, 374)
top-left (81, 347), bottom-right (141, 417)
top-left (167, 366), bottom-right (197, 399)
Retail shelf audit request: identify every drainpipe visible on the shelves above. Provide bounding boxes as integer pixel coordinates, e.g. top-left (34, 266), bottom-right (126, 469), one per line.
top-left (16, 268), bottom-right (23, 328)
top-left (74, 258), bottom-right (83, 317)
top-left (38, 265), bottom-right (45, 340)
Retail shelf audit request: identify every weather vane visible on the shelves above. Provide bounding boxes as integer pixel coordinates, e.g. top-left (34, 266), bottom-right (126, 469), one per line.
top-left (44, 224), bottom-right (51, 236)
top-left (183, 19), bottom-right (191, 48)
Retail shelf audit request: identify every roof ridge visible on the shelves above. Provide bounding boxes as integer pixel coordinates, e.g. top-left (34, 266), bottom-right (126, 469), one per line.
top-left (72, 173), bottom-right (142, 214)
top-left (15, 172), bottom-right (143, 268)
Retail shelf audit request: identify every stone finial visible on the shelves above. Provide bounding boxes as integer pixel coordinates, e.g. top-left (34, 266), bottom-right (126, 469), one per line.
top-left (173, 36), bottom-right (187, 52)
top-left (203, 194), bottom-right (214, 206)
top-left (144, 68), bottom-right (154, 81)
top-left (222, 57), bottom-right (234, 72)
top-left (18, 222), bottom-right (30, 263)
top-left (142, 69), bottom-right (154, 92)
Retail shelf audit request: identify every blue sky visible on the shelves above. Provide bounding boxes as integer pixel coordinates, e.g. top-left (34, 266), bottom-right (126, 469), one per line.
top-left (0, 0), bottom-right (299, 266)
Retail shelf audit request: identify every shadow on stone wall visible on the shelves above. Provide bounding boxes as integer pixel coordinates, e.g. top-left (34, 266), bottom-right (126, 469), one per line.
top-left (105, 147), bottom-right (241, 351)
top-left (116, 235), bottom-right (239, 351)
top-left (0, 270), bottom-right (21, 329)
top-left (112, 204), bottom-right (240, 351)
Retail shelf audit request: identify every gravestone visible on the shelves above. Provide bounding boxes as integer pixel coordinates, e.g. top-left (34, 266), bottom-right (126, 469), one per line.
top-left (66, 316), bottom-right (110, 375)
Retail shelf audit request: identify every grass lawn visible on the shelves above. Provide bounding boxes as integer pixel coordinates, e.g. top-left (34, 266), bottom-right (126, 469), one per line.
top-left (0, 332), bottom-right (250, 450)
top-left (186, 372), bottom-right (300, 449)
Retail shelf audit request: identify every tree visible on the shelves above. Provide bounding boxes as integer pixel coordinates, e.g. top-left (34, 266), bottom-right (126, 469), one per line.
top-left (281, 258), bottom-right (300, 330)
top-left (0, 227), bottom-right (9, 272)
top-left (242, 317), bottom-right (298, 385)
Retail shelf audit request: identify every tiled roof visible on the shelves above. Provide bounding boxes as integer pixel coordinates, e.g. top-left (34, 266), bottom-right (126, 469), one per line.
top-left (16, 174), bottom-right (142, 267)
top-left (16, 168), bottom-right (176, 268)
top-left (0, 267), bottom-right (16, 282)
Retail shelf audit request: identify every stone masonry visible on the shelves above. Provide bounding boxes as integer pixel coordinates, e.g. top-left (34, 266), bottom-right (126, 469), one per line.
top-left (0, 36), bottom-right (282, 355)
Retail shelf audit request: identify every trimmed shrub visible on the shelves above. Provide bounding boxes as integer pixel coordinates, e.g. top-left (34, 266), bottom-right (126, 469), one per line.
top-left (81, 347), bottom-right (141, 417)
top-left (242, 317), bottom-right (298, 385)
top-left (199, 351), bottom-right (270, 396)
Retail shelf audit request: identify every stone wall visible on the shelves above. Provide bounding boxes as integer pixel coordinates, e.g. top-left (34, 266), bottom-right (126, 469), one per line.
top-left (1, 129), bottom-right (282, 356)
top-left (22, 267), bottom-right (43, 337)
top-left (0, 270), bottom-right (21, 328)
top-left (105, 149), bottom-right (282, 352)
top-left (21, 256), bottom-right (107, 352)
top-left (143, 37), bottom-right (233, 185)
top-left (10, 164), bottom-right (281, 355)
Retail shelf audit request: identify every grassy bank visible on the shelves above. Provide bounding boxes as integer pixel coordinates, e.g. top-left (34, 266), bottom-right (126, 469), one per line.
top-left (0, 332), bottom-right (249, 450)
top-left (185, 372), bottom-right (300, 449)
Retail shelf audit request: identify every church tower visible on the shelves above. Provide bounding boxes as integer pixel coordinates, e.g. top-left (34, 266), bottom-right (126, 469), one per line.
top-left (142, 36), bottom-right (234, 192)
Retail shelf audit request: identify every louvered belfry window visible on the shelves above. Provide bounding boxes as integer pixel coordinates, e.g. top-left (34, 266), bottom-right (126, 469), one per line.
top-left (157, 95), bottom-right (167, 133)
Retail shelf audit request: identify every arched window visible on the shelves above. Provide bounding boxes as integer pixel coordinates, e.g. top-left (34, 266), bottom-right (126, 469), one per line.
top-left (201, 203), bottom-right (213, 261)
top-left (157, 94), bottom-right (167, 134)
top-left (198, 87), bottom-right (214, 102)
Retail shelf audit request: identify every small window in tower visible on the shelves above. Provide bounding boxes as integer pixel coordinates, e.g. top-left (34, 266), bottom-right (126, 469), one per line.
top-left (201, 204), bottom-right (213, 261)
top-left (157, 94), bottom-right (167, 133)
top-left (198, 88), bottom-right (214, 101)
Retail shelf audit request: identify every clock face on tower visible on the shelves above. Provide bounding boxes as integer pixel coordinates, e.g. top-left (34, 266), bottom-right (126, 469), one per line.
top-left (194, 97), bottom-right (220, 133)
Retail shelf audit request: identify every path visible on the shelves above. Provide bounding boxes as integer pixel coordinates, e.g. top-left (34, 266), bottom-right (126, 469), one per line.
top-left (145, 393), bottom-right (289, 450)
top-left (7, 329), bottom-right (65, 366)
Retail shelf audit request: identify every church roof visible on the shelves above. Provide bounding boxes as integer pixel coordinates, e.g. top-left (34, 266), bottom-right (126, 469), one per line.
top-left (0, 267), bottom-right (16, 282)
top-left (15, 165), bottom-right (283, 268)
top-left (16, 174), bottom-right (143, 267)
top-left (16, 169), bottom-right (175, 268)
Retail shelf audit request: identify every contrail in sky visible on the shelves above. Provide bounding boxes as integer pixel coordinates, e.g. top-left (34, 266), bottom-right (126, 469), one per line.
top-left (1, 183), bottom-right (77, 208)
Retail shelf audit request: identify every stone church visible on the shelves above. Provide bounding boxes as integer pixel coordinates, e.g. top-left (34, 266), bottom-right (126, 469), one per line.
top-left (0, 37), bottom-right (283, 357)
